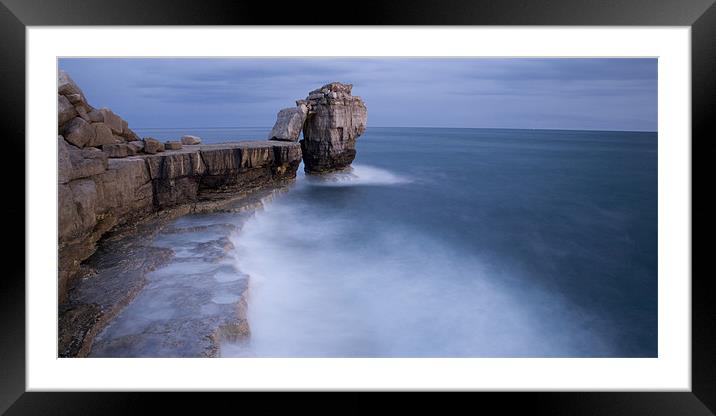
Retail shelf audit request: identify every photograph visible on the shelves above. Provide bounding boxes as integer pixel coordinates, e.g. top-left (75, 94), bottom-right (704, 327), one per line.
top-left (57, 57), bottom-right (658, 359)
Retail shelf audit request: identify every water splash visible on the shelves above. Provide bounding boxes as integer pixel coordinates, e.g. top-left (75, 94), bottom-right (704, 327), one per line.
top-left (303, 164), bottom-right (410, 187)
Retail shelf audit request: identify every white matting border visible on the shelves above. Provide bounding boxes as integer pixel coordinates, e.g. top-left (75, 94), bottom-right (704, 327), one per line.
top-left (26, 27), bottom-right (690, 391)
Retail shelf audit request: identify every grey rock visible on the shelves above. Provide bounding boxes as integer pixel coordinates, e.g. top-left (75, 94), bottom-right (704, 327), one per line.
top-left (99, 108), bottom-right (124, 134)
top-left (58, 95), bottom-right (77, 127)
top-left (142, 137), bottom-right (164, 154)
top-left (128, 140), bottom-right (145, 153)
top-left (88, 123), bottom-right (116, 147)
top-left (67, 146), bottom-right (108, 180)
top-left (102, 143), bottom-right (136, 158)
top-left (120, 128), bottom-right (141, 142)
top-left (58, 70), bottom-right (88, 103)
top-left (181, 135), bottom-right (202, 145)
top-left (66, 94), bottom-right (83, 105)
top-left (62, 117), bottom-right (95, 148)
top-left (76, 106), bottom-right (90, 122)
top-left (301, 82), bottom-right (367, 173)
top-left (267, 105), bottom-right (308, 142)
top-left (87, 109), bottom-right (104, 123)
top-left (165, 141), bottom-right (182, 150)
top-left (58, 136), bottom-right (73, 183)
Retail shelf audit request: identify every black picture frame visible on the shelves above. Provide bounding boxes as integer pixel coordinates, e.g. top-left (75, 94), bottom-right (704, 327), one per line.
top-left (1, 0), bottom-right (710, 413)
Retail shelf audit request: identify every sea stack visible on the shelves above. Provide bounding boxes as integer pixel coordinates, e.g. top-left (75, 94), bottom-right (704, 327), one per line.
top-left (268, 82), bottom-right (367, 173)
top-left (300, 82), bottom-right (368, 173)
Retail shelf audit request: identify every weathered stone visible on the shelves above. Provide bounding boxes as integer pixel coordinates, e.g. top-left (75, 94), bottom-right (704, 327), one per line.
top-left (181, 135), bottom-right (202, 145)
top-left (58, 70), bottom-right (87, 103)
top-left (267, 105), bottom-right (308, 142)
top-left (87, 109), bottom-right (104, 123)
top-left (102, 143), bottom-right (136, 158)
top-left (120, 128), bottom-right (141, 142)
top-left (99, 108), bottom-right (124, 134)
top-left (66, 93), bottom-right (83, 105)
top-left (76, 106), bottom-right (90, 122)
top-left (127, 140), bottom-right (145, 153)
top-left (68, 145), bottom-right (108, 180)
top-left (165, 141), bottom-right (182, 150)
top-left (62, 117), bottom-right (95, 148)
top-left (66, 179), bottom-right (98, 239)
top-left (301, 82), bottom-right (367, 173)
top-left (58, 136), bottom-right (73, 183)
top-left (143, 137), bottom-right (164, 154)
top-left (92, 158), bottom-right (152, 218)
top-left (88, 123), bottom-right (116, 147)
top-left (145, 151), bottom-right (205, 180)
top-left (58, 95), bottom-right (77, 127)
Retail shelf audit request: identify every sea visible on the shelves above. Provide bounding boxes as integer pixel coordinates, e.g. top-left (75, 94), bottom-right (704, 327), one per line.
top-left (106, 126), bottom-right (657, 357)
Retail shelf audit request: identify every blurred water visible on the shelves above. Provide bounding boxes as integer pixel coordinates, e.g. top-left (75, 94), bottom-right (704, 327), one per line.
top-left (126, 127), bottom-right (658, 357)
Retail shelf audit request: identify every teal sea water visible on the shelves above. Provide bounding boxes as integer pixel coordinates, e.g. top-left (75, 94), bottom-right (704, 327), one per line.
top-left (134, 126), bottom-right (658, 357)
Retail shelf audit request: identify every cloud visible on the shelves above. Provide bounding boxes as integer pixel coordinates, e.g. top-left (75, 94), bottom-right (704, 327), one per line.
top-left (58, 58), bottom-right (657, 131)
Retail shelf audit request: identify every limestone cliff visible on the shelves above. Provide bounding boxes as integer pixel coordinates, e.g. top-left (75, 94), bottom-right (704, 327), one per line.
top-left (57, 71), bottom-right (302, 302)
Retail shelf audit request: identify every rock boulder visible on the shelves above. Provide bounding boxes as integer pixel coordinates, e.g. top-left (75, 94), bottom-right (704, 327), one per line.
top-left (267, 105), bottom-right (308, 142)
top-left (300, 82), bottom-right (367, 173)
top-left (181, 135), bottom-right (202, 145)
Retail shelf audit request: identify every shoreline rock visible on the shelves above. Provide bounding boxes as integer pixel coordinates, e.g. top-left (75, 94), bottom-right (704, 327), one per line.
top-left (57, 71), bottom-right (303, 304)
top-left (267, 82), bottom-right (368, 173)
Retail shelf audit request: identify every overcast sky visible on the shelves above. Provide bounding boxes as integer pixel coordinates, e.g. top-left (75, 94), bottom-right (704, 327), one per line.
top-left (59, 58), bottom-right (657, 131)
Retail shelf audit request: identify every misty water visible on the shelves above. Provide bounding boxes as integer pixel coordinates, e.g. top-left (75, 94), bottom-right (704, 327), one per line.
top-left (131, 127), bottom-right (657, 357)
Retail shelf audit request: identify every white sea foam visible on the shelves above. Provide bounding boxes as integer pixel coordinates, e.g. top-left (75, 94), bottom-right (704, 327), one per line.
top-left (225, 196), bottom-right (612, 357)
top-left (303, 164), bottom-right (410, 187)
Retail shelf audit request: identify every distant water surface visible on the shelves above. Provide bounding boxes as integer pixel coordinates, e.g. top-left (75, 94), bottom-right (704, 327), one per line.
top-left (131, 127), bottom-right (658, 357)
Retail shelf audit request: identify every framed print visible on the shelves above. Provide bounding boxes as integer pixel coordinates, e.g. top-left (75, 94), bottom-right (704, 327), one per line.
top-left (2, 0), bottom-right (711, 413)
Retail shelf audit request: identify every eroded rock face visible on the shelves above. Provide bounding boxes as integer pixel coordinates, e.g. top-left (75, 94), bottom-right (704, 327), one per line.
top-left (57, 71), bottom-right (303, 305)
top-left (267, 105), bottom-right (308, 142)
top-left (300, 82), bottom-right (367, 173)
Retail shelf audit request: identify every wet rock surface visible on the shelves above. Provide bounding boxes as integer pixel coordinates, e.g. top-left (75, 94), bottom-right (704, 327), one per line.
top-left (59, 189), bottom-right (283, 357)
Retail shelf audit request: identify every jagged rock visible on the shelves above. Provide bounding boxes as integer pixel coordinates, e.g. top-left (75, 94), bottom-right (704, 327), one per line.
top-left (300, 82), bottom-right (367, 173)
top-left (181, 135), bottom-right (202, 145)
top-left (59, 136), bottom-right (108, 182)
top-left (58, 95), bottom-right (77, 127)
top-left (87, 109), bottom-right (104, 123)
top-left (57, 71), bottom-right (305, 319)
top-left (102, 143), bottom-right (136, 158)
top-left (62, 117), bottom-right (95, 148)
top-left (58, 136), bottom-right (73, 183)
top-left (268, 105), bottom-right (308, 142)
top-left (88, 123), bottom-right (116, 147)
top-left (99, 108), bottom-right (124, 134)
top-left (58, 70), bottom-right (87, 104)
top-left (76, 106), bottom-right (90, 122)
top-left (127, 140), bottom-right (145, 153)
top-left (165, 141), bottom-right (182, 150)
top-left (120, 128), bottom-right (138, 142)
top-left (66, 93), bottom-right (83, 104)
top-left (143, 138), bottom-right (164, 154)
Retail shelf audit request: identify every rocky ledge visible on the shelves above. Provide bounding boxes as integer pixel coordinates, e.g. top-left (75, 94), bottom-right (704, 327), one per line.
top-left (59, 141), bottom-right (301, 303)
top-left (58, 71), bottom-right (302, 303)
